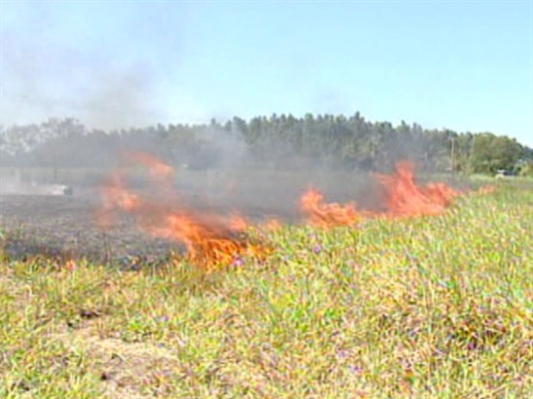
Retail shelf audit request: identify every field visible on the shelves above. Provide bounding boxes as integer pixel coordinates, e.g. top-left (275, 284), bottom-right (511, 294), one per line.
top-left (0, 165), bottom-right (423, 265)
top-left (1, 166), bottom-right (532, 397)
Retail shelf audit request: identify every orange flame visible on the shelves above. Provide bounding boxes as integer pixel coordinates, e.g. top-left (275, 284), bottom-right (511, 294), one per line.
top-left (423, 182), bottom-right (459, 207)
top-left (97, 154), bottom-right (490, 268)
top-left (125, 151), bottom-right (176, 180)
top-left (97, 153), bottom-right (268, 270)
top-left (299, 188), bottom-right (360, 228)
top-left (375, 160), bottom-right (459, 217)
top-left (228, 212), bottom-right (250, 232)
top-left (95, 169), bottom-right (141, 229)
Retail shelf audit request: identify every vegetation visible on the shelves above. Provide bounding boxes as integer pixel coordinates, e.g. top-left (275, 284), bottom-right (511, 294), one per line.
top-left (1, 182), bottom-right (532, 398)
top-left (1, 114), bottom-right (531, 175)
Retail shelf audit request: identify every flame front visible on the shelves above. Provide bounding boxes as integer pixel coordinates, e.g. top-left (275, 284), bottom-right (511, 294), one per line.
top-left (299, 188), bottom-right (360, 228)
top-left (98, 153), bottom-right (487, 269)
top-left (298, 161), bottom-right (461, 224)
top-left (97, 153), bottom-right (268, 270)
top-left (375, 160), bottom-right (460, 217)
top-left (126, 151), bottom-right (176, 181)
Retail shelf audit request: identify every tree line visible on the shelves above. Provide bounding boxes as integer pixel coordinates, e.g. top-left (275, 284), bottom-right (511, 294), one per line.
top-left (1, 113), bottom-right (531, 176)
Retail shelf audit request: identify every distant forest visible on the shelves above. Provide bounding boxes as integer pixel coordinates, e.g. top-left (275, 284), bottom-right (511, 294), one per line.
top-left (1, 113), bottom-right (532, 176)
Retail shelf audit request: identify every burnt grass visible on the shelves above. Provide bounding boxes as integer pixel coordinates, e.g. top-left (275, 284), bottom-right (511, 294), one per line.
top-left (0, 189), bottom-right (302, 269)
top-left (0, 194), bottom-right (173, 268)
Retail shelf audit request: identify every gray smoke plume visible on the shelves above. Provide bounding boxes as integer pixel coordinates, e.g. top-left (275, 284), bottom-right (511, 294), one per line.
top-left (0, 1), bottom-right (192, 131)
top-left (1, 32), bottom-right (159, 131)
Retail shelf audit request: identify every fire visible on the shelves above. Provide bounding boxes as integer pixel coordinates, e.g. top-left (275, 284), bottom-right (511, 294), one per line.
top-left (125, 151), bottom-right (176, 181)
top-left (228, 212), bottom-right (250, 232)
top-left (97, 152), bottom-right (490, 269)
top-left (97, 153), bottom-right (269, 270)
top-left (375, 160), bottom-right (460, 217)
top-left (299, 188), bottom-right (360, 228)
top-left (299, 161), bottom-right (462, 224)
top-left (423, 182), bottom-right (459, 207)
top-left (144, 210), bottom-right (261, 269)
top-left (103, 170), bottom-right (141, 211)
top-left (95, 169), bottom-right (141, 229)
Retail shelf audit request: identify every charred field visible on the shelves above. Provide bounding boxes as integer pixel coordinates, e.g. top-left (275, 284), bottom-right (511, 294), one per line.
top-left (0, 192), bottom-right (173, 267)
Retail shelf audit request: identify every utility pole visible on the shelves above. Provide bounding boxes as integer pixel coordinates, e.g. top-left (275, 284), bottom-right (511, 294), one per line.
top-left (450, 137), bottom-right (456, 179)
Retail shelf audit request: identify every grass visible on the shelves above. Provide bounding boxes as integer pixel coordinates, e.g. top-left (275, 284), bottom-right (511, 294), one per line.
top-left (1, 183), bottom-right (532, 398)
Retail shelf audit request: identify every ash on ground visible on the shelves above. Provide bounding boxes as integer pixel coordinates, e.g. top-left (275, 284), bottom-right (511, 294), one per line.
top-left (0, 193), bottom-right (178, 268)
top-left (0, 186), bottom-right (300, 268)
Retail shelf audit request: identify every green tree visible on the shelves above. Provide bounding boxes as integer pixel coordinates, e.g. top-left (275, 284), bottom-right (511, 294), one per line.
top-left (469, 133), bottom-right (523, 174)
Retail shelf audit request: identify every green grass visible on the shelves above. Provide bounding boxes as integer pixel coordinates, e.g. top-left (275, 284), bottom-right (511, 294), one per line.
top-left (1, 184), bottom-right (532, 398)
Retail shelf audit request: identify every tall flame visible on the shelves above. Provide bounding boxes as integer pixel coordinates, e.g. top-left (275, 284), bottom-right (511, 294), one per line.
top-left (375, 160), bottom-right (459, 217)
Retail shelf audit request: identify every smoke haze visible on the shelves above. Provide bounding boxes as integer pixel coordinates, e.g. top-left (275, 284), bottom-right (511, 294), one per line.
top-left (0, 2), bottom-right (199, 131)
top-left (0, 1), bottom-right (486, 228)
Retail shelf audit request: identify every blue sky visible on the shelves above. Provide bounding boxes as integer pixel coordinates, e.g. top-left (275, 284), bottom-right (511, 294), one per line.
top-left (1, 1), bottom-right (532, 146)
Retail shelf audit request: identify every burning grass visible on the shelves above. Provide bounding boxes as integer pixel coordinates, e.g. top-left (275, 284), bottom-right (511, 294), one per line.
top-left (374, 160), bottom-right (461, 218)
top-left (299, 159), bottom-right (463, 227)
top-left (299, 188), bottom-right (361, 228)
top-left (96, 155), bottom-right (271, 271)
top-left (98, 154), bottom-right (479, 266)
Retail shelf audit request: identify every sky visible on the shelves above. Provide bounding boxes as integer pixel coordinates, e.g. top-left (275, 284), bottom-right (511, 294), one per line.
top-left (1, 0), bottom-right (532, 146)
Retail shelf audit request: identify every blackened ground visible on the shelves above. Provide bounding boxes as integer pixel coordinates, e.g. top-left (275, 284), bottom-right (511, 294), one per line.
top-left (0, 193), bottom-right (170, 266)
top-left (0, 186), bottom-right (313, 267)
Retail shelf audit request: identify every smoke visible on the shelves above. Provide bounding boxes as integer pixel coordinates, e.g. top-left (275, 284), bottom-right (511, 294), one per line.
top-left (0, 169), bottom-right (24, 195)
top-left (81, 65), bottom-right (159, 131)
top-left (0, 2), bottom-right (448, 226)
top-left (0, 1), bottom-right (192, 194)
top-left (1, 32), bottom-right (159, 131)
top-left (0, 1), bottom-right (193, 132)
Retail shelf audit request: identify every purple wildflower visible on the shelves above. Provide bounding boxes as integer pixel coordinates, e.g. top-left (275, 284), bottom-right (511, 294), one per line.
top-left (231, 256), bottom-right (245, 267)
top-left (337, 349), bottom-right (349, 359)
top-left (348, 365), bottom-right (363, 374)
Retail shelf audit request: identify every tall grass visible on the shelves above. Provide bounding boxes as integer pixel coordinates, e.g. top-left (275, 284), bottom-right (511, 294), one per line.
top-left (0, 184), bottom-right (532, 398)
